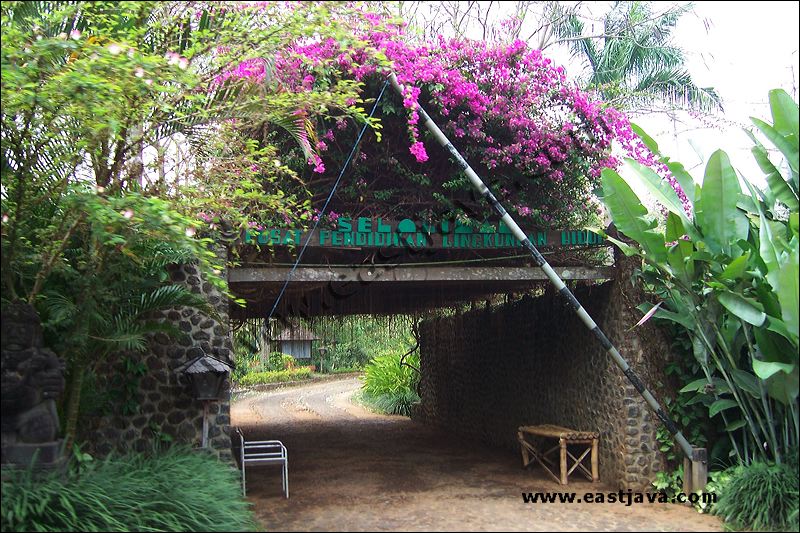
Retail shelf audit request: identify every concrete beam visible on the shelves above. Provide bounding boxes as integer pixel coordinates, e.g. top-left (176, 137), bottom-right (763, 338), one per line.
top-left (229, 265), bottom-right (614, 284)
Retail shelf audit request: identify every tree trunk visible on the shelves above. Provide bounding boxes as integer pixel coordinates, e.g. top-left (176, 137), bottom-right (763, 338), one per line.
top-left (63, 364), bottom-right (85, 453)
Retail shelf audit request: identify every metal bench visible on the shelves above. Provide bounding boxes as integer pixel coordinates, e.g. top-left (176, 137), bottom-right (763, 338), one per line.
top-left (235, 427), bottom-right (288, 498)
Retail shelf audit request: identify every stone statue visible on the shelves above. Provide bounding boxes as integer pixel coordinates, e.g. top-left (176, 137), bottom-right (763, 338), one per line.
top-left (1, 301), bottom-right (65, 466)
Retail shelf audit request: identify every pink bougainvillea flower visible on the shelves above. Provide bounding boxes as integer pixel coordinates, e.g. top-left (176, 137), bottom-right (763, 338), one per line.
top-left (210, 7), bottom-right (690, 223)
top-left (409, 141), bottom-right (429, 163)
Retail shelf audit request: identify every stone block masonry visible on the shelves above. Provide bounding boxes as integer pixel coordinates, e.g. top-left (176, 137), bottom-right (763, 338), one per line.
top-left (416, 266), bottom-right (673, 490)
top-left (80, 258), bottom-right (235, 462)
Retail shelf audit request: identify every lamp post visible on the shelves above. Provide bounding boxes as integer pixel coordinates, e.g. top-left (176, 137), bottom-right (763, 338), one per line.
top-left (318, 346), bottom-right (328, 374)
top-left (178, 352), bottom-right (232, 448)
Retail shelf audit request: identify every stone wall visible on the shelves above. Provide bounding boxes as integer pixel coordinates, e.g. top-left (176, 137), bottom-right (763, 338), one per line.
top-left (416, 260), bottom-right (673, 490)
top-left (80, 260), bottom-right (234, 462)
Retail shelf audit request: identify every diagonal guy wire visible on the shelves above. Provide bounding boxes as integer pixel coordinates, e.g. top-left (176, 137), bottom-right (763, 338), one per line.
top-left (267, 80), bottom-right (391, 321)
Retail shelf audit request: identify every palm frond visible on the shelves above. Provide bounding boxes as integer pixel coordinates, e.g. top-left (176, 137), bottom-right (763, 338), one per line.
top-left (128, 284), bottom-right (214, 320)
top-left (40, 288), bottom-right (78, 324)
top-left (94, 320), bottom-right (183, 353)
top-left (634, 67), bottom-right (723, 112)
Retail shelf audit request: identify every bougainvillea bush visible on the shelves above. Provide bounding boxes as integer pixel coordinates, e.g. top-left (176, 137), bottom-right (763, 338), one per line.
top-left (215, 6), bottom-right (674, 229)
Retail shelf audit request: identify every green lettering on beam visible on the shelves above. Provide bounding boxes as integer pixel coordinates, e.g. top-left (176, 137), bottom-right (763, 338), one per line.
top-left (357, 217), bottom-right (371, 232)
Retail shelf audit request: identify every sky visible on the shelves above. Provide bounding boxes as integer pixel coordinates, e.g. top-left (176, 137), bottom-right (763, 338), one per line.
top-left (636, 1), bottom-right (800, 180)
top-left (435, 0), bottom-right (800, 186)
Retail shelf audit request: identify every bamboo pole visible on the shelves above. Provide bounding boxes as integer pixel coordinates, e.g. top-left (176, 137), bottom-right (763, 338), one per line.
top-left (388, 72), bottom-right (697, 461)
top-left (559, 438), bottom-right (568, 485)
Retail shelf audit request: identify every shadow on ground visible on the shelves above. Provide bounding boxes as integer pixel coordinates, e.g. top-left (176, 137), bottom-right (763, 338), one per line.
top-left (232, 377), bottom-right (721, 532)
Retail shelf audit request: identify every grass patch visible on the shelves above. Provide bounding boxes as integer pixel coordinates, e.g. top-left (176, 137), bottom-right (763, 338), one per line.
top-left (358, 389), bottom-right (420, 417)
top-left (714, 457), bottom-right (799, 532)
top-left (359, 350), bottom-right (419, 416)
top-left (328, 367), bottom-right (363, 374)
top-left (1, 446), bottom-right (256, 532)
top-left (236, 366), bottom-right (313, 387)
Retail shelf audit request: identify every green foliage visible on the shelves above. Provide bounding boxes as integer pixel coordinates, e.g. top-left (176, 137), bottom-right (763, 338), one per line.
top-left (362, 351), bottom-right (420, 397)
top-left (115, 356), bottom-right (148, 415)
top-left (652, 465), bottom-right (683, 499)
top-left (328, 367), bottom-right (363, 375)
top-left (321, 342), bottom-right (370, 372)
top-left (652, 466), bottom-right (732, 515)
top-left (232, 344), bottom-right (262, 383)
top-left (600, 89), bottom-right (799, 464)
top-left (0, 446), bottom-right (256, 532)
top-left (268, 352), bottom-right (298, 371)
top-left (236, 367), bottom-right (313, 387)
top-left (714, 459), bottom-right (799, 531)
top-left (360, 349), bottom-right (420, 416)
top-left (360, 389), bottom-right (420, 417)
top-left (310, 315), bottom-right (416, 372)
top-left (549, 1), bottom-right (721, 112)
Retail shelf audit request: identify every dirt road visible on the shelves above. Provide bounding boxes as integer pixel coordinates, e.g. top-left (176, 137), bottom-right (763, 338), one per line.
top-left (232, 377), bottom-right (721, 532)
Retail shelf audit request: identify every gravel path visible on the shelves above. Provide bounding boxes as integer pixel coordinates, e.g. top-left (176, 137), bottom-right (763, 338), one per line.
top-left (232, 377), bottom-right (722, 532)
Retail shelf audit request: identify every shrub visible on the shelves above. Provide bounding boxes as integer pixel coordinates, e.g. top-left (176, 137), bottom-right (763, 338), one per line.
top-left (329, 366), bottom-right (363, 374)
top-left (0, 446), bottom-right (256, 532)
top-left (319, 343), bottom-right (370, 372)
top-left (232, 345), bottom-right (262, 382)
top-left (360, 350), bottom-right (420, 416)
top-left (714, 459), bottom-right (799, 531)
top-left (236, 367), bottom-right (313, 387)
top-left (265, 352), bottom-right (298, 371)
top-left (360, 389), bottom-right (420, 417)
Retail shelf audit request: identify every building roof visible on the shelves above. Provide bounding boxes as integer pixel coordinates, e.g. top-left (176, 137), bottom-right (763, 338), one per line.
top-left (271, 325), bottom-right (320, 342)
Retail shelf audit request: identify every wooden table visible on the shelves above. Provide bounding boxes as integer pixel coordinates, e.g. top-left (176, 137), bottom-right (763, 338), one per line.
top-left (517, 424), bottom-right (599, 485)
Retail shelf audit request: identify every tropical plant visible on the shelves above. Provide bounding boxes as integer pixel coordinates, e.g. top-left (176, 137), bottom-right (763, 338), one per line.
top-left (599, 88), bottom-right (798, 464)
top-left (546, 1), bottom-right (721, 112)
top-left (28, 191), bottom-right (221, 450)
top-left (713, 458), bottom-right (799, 531)
top-left (1, 1), bottom-right (387, 449)
top-left (361, 349), bottom-right (420, 416)
top-left (0, 446), bottom-right (256, 532)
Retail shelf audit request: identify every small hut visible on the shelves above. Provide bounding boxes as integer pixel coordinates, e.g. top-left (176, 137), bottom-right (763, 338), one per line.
top-left (270, 325), bottom-right (320, 361)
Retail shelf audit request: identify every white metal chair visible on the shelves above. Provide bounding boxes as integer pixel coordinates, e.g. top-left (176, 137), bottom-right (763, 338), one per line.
top-left (235, 427), bottom-right (288, 498)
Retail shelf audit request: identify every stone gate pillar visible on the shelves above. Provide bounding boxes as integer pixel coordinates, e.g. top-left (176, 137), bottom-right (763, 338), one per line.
top-left (81, 245), bottom-right (234, 461)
